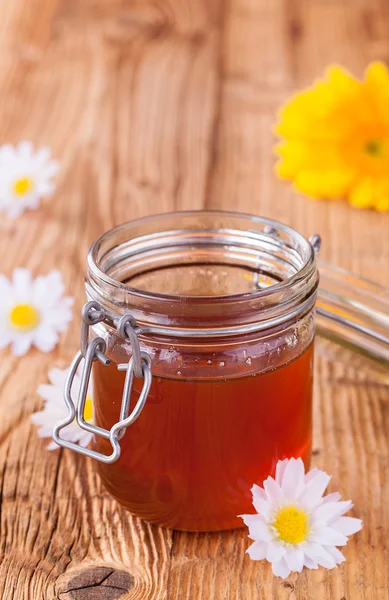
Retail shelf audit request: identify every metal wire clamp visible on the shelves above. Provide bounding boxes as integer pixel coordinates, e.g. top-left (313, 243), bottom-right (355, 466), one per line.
top-left (52, 301), bottom-right (152, 464)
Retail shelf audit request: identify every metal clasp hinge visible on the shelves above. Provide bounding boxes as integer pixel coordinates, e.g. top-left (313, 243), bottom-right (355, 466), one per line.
top-left (52, 301), bottom-right (152, 464)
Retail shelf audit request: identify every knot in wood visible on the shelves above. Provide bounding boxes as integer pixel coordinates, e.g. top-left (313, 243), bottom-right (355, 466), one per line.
top-left (57, 566), bottom-right (134, 600)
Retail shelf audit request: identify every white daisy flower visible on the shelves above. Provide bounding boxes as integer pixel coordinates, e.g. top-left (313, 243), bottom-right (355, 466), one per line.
top-left (0, 141), bottom-right (59, 218)
top-left (0, 268), bottom-right (73, 356)
top-left (31, 366), bottom-right (93, 450)
top-left (240, 457), bottom-right (362, 579)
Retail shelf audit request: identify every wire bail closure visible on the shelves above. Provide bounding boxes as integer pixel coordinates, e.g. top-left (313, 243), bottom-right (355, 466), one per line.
top-left (52, 301), bottom-right (152, 464)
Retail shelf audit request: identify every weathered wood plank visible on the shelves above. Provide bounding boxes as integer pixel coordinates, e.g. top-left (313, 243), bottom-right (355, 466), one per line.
top-left (167, 0), bottom-right (389, 598)
top-left (0, 0), bottom-right (223, 598)
top-left (0, 0), bottom-right (388, 598)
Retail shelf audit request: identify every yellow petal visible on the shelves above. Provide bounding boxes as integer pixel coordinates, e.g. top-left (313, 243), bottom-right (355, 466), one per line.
top-left (275, 77), bottom-right (359, 141)
top-left (294, 168), bottom-right (355, 199)
top-left (349, 176), bottom-right (389, 210)
top-left (275, 140), bottom-right (354, 184)
top-left (275, 114), bottom-right (350, 141)
top-left (364, 62), bottom-right (389, 86)
top-left (376, 196), bottom-right (389, 212)
top-left (364, 62), bottom-right (389, 126)
top-left (275, 160), bottom-right (294, 180)
top-left (326, 65), bottom-right (360, 94)
top-left (276, 140), bottom-right (345, 166)
top-left (349, 178), bottom-right (376, 209)
top-left (372, 177), bottom-right (389, 211)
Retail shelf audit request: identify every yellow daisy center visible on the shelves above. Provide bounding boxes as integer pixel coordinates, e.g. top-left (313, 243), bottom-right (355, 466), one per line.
top-left (13, 177), bottom-right (34, 196)
top-left (364, 139), bottom-right (383, 157)
top-left (272, 505), bottom-right (309, 545)
top-left (9, 304), bottom-right (40, 331)
top-left (83, 396), bottom-right (93, 422)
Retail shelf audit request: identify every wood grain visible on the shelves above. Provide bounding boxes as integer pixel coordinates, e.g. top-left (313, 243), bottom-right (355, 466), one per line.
top-left (0, 0), bottom-right (388, 598)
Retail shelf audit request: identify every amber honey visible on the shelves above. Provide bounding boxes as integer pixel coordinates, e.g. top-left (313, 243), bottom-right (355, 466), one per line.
top-left (93, 343), bottom-right (313, 531)
top-left (57, 210), bottom-right (321, 532)
top-left (52, 212), bottom-right (318, 531)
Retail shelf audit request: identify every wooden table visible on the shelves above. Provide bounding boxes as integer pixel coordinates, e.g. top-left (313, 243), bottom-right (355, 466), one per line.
top-left (0, 1), bottom-right (388, 598)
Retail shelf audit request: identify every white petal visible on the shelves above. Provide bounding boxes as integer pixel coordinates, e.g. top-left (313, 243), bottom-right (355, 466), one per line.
top-left (78, 431), bottom-right (93, 448)
top-left (36, 423), bottom-right (60, 437)
top-left (32, 273), bottom-right (64, 306)
top-left (0, 144), bottom-right (17, 162)
top-left (12, 268), bottom-right (32, 299)
top-left (253, 500), bottom-right (272, 520)
top-left (30, 412), bottom-right (44, 427)
top-left (0, 332), bottom-right (12, 350)
top-left (251, 483), bottom-right (266, 501)
top-left (51, 428), bottom-right (89, 448)
top-left (264, 476), bottom-right (283, 504)
top-left (33, 404), bottom-right (67, 426)
top-left (11, 335), bottom-right (32, 356)
top-left (271, 557), bottom-right (291, 579)
top-left (43, 306), bottom-right (73, 331)
top-left (313, 500), bottom-right (353, 525)
top-left (41, 303), bottom-right (72, 322)
top-left (244, 516), bottom-right (273, 542)
top-left (303, 554), bottom-right (318, 569)
top-left (275, 458), bottom-right (289, 485)
top-left (17, 197), bottom-right (37, 210)
top-left (0, 274), bottom-right (12, 294)
top-left (331, 516), bottom-right (363, 536)
top-left (59, 426), bottom-right (92, 447)
top-left (33, 146), bottom-right (51, 166)
top-left (47, 367), bottom-right (68, 387)
top-left (246, 541), bottom-right (268, 560)
top-left (27, 195), bottom-right (40, 209)
top-left (305, 467), bottom-right (320, 484)
top-left (41, 160), bottom-right (59, 177)
top-left (33, 327), bottom-right (59, 352)
top-left (36, 383), bottom-right (62, 404)
top-left (301, 542), bottom-right (336, 569)
top-left (315, 555), bottom-right (337, 570)
top-left (47, 439), bottom-right (60, 450)
top-left (299, 471), bottom-right (331, 510)
top-left (61, 296), bottom-right (74, 308)
top-left (240, 513), bottom-right (264, 529)
top-left (42, 271), bottom-right (71, 301)
top-left (252, 491), bottom-right (271, 519)
top-left (322, 492), bottom-right (341, 504)
top-left (36, 181), bottom-right (55, 196)
top-left (310, 527), bottom-right (348, 547)
top-left (281, 457), bottom-right (305, 499)
top-left (325, 546), bottom-right (346, 565)
top-left (17, 140), bottom-right (34, 158)
top-left (285, 548), bottom-right (305, 572)
top-left (5, 204), bottom-right (26, 219)
top-left (266, 541), bottom-right (286, 563)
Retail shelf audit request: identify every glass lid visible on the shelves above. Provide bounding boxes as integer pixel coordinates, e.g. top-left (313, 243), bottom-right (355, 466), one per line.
top-left (317, 261), bottom-right (389, 385)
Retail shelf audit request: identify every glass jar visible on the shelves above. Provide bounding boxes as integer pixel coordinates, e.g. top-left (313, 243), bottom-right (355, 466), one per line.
top-left (54, 211), bottom-right (318, 531)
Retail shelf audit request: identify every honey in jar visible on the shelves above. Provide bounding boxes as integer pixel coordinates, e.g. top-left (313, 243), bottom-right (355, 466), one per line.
top-left (54, 211), bottom-right (318, 531)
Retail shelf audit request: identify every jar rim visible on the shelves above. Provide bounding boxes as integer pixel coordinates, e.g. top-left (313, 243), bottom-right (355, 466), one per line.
top-left (88, 210), bottom-right (315, 301)
top-left (86, 210), bottom-right (318, 333)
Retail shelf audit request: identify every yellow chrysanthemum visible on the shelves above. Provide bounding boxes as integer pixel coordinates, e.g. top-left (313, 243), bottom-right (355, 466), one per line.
top-left (275, 62), bottom-right (389, 211)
